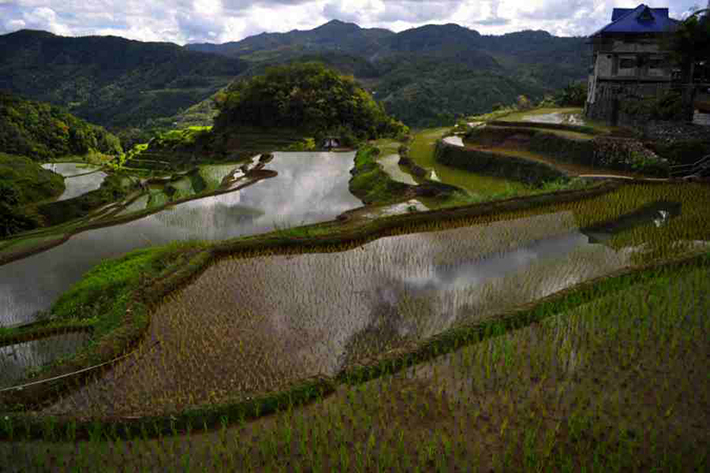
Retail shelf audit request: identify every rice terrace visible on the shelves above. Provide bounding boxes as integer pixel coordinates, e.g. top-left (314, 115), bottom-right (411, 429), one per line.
top-left (1, 5), bottom-right (710, 472)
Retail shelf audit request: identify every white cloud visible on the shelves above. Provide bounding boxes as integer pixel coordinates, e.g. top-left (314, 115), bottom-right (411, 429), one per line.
top-left (5, 19), bottom-right (26, 30)
top-left (0, 0), bottom-right (703, 43)
top-left (22, 6), bottom-right (72, 35)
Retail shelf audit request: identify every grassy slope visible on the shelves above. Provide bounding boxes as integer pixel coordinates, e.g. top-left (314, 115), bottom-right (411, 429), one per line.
top-left (349, 146), bottom-right (412, 204)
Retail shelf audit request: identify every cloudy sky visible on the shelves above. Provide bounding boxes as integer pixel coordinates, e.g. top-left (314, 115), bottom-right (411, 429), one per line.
top-left (0, 0), bottom-right (703, 45)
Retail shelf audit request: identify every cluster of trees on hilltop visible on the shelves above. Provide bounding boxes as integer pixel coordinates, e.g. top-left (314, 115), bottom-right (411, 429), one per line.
top-left (0, 93), bottom-right (122, 161)
top-left (213, 63), bottom-right (408, 141)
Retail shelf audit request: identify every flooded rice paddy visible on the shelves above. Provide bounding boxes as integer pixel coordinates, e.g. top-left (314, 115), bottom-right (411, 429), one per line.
top-left (1, 152), bottom-right (361, 327)
top-left (520, 112), bottom-right (585, 126)
top-left (499, 108), bottom-right (586, 126)
top-left (42, 182), bottom-right (710, 417)
top-left (44, 211), bottom-right (642, 417)
top-left (42, 163), bottom-right (107, 201)
top-left (0, 332), bottom-right (93, 389)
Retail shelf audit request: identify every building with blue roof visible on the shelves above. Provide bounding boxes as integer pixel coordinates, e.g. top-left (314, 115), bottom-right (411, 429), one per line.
top-left (585, 4), bottom-right (681, 124)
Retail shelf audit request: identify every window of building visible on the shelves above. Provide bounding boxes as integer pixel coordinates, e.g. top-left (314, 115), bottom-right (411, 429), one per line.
top-left (619, 58), bottom-right (636, 69)
top-left (617, 56), bottom-right (637, 76)
top-left (647, 57), bottom-right (668, 77)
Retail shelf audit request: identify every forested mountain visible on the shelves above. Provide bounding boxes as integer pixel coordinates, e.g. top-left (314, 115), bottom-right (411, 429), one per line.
top-left (0, 93), bottom-right (122, 161)
top-left (0, 30), bottom-right (248, 129)
top-left (0, 21), bottom-right (588, 131)
top-left (187, 21), bottom-right (588, 126)
top-left (188, 20), bottom-right (395, 61)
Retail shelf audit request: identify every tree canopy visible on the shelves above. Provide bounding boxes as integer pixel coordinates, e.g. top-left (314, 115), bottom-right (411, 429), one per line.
top-left (0, 93), bottom-right (122, 161)
top-left (667, 11), bottom-right (710, 69)
top-left (213, 63), bottom-right (408, 140)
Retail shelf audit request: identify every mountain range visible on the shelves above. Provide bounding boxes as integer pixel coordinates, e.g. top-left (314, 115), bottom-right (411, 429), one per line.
top-left (0, 20), bottom-right (588, 133)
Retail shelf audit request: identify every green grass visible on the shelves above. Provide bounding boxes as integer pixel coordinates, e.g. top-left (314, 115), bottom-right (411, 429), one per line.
top-left (349, 146), bottom-right (412, 204)
top-left (408, 129), bottom-right (532, 203)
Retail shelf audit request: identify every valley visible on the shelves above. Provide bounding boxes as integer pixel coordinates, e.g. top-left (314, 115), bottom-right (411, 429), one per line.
top-left (0, 16), bottom-right (708, 470)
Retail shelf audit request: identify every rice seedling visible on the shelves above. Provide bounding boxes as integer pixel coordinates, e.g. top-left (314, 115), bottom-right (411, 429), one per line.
top-left (0, 182), bottom-right (708, 471)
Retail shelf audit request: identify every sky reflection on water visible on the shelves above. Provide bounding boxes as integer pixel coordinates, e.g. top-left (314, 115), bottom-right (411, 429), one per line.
top-left (1, 152), bottom-right (361, 326)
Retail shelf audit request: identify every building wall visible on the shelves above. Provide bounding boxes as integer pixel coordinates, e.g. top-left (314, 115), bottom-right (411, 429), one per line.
top-left (586, 35), bottom-right (675, 124)
top-left (590, 37), bottom-right (672, 81)
top-left (586, 81), bottom-right (674, 125)
top-left (596, 54), bottom-right (614, 78)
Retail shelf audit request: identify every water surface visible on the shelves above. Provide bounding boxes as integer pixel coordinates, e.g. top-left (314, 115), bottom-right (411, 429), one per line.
top-left (45, 211), bottom-right (640, 416)
top-left (0, 332), bottom-right (93, 389)
top-left (377, 154), bottom-right (418, 185)
top-left (42, 163), bottom-right (107, 201)
top-left (442, 136), bottom-right (465, 147)
top-left (520, 111), bottom-right (585, 126)
top-left (1, 152), bottom-right (361, 326)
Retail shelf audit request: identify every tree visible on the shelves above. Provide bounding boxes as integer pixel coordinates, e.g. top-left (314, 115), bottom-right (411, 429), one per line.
top-left (213, 62), bottom-right (408, 140)
top-left (665, 10), bottom-right (710, 119)
top-left (667, 10), bottom-right (710, 79)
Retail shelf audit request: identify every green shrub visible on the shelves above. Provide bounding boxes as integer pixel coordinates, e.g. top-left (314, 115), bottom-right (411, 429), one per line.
top-left (0, 204), bottom-right (41, 237)
top-left (0, 181), bottom-right (20, 207)
top-left (649, 140), bottom-right (710, 166)
top-left (621, 92), bottom-right (684, 121)
top-left (0, 153), bottom-right (65, 204)
top-left (554, 82), bottom-right (588, 107)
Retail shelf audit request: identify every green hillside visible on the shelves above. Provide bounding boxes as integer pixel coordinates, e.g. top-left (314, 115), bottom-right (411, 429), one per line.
top-left (0, 22), bottom-right (588, 133)
top-left (0, 93), bottom-right (122, 161)
top-left (186, 22), bottom-right (588, 127)
top-left (0, 30), bottom-right (249, 130)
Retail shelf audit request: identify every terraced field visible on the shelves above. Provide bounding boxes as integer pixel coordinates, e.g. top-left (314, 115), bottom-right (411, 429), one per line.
top-left (0, 114), bottom-right (708, 471)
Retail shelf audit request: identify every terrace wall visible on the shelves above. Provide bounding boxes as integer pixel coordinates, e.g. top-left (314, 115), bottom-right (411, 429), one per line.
top-left (466, 126), bottom-right (597, 167)
top-left (464, 126), bottom-right (670, 177)
top-left (435, 141), bottom-right (567, 187)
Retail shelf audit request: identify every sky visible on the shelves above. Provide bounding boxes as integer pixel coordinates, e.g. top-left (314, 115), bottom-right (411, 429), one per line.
top-left (0, 0), bottom-right (703, 45)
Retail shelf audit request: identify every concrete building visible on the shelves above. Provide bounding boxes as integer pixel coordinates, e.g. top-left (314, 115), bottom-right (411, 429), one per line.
top-left (585, 5), bottom-right (680, 125)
